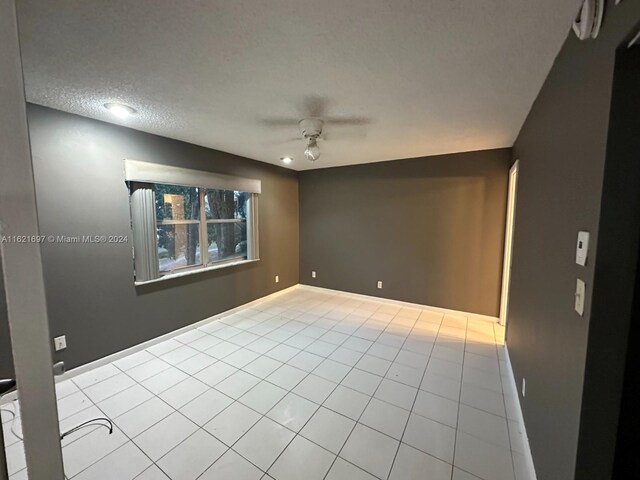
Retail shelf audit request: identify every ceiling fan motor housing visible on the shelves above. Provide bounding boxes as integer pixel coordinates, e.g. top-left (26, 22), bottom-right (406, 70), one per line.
top-left (299, 118), bottom-right (324, 138)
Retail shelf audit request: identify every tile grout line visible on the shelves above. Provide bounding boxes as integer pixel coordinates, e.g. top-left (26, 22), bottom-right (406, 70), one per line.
top-left (450, 321), bottom-right (514, 480)
top-left (192, 297), bottom-right (403, 478)
top-left (7, 300), bottom-right (300, 479)
top-left (15, 299), bottom-right (409, 479)
top-left (224, 300), bottom-right (402, 479)
top-left (319, 319), bottom-right (406, 479)
top-left (17, 313), bottom-right (347, 476)
top-left (321, 309), bottom-right (434, 480)
top-left (7, 290), bottom-right (503, 480)
top-left (449, 316), bottom-right (470, 480)
top-left (141, 295), bottom-right (500, 480)
top-left (174, 294), bottom-right (399, 479)
top-left (6, 295), bottom-right (295, 479)
top-left (108, 358), bottom-right (232, 480)
top-left (384, 311), bottom-right (447, 480)
top-left (123, 308), bottom-right (327, 479)
top-left (67, 295), bottom-right (336, 480)
top-left (64, 375), bottom-right (162, 480)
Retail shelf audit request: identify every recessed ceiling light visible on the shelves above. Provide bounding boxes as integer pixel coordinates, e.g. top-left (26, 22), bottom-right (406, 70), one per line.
top-left (280, 157), bottom-right (293, 164)
top-left (104, 103), bottom-right (136, 119)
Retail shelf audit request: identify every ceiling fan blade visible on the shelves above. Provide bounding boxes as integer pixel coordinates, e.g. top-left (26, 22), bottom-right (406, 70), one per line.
top-left (259, 117), bottom-right (300, 127)
top-left (322, 129), bottom-right (369, 141)
top-left (263, 136), bottom-right (301, 145)
top-left (299, 95), bottom-right (329, 118)
top-left (324, 116), bottom-right (372, 126)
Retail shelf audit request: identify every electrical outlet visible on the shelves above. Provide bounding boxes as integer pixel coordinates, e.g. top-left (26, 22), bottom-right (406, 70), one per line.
top-left (377, 280), bottom-right (383, 289)
top-left (275, 275), bottom-right (279, 283)
top-left (522, 378), bottom-right (526, 397)
top-left (311, 271), bottom-right (316, 278)
top-left (54, 335), bottom-right (67, 351)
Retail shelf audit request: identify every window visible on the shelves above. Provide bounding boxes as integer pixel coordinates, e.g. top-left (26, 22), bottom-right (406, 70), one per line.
top-left (155, 185), bottom-right (250, 274)
top-left (204, 189), bottom-right (248, 263)
top-left (125, 160), bottom-right (260, 283)
top-left (156, 185), bottom-right (202, 272)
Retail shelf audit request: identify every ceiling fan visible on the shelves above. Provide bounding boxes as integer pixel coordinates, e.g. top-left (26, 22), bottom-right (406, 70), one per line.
top-left (298, 118), bottom-right (323, 162)
top-left (261, 95), bottom-right (371, 162)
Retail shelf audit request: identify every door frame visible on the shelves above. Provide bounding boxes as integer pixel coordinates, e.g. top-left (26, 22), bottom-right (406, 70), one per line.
top-left (500, 160), bottom-right (519, 326)
top-left (0, 1), bottom-right (65, 478)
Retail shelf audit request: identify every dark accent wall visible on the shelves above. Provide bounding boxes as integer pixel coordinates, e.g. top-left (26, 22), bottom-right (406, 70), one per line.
top-left (1, 104), bottom-right (299, 374)
top-left (507, 2), bottom-right (640, 479)
top-left (299, 149), bottom-right (511, 317)
top-left (580, 44), bottom-right (640, 479)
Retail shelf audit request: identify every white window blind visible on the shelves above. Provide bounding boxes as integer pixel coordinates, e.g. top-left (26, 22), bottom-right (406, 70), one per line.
top-left (129, 182), bottom-right (159, 282)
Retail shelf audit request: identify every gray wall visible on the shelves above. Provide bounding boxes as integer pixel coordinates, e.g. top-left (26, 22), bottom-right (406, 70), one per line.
top-left (6, 104), bottom-right (299, 373)
top-left (299, 149), bottom-right (511, 317)
top-left (507, 1), bottom-right (640, 479)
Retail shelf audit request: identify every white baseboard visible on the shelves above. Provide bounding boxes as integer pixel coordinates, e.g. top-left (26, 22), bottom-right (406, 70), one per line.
top-left (1, 283), bottom-right (497, 406)
top-left (298, 284), bottom-right (500, 324)
top-left (502, 343), bottom-right (538, 480)
top-left (56, 284), bottom-right (299, 382)
top-left (0, 284), bottom-right (298, 405)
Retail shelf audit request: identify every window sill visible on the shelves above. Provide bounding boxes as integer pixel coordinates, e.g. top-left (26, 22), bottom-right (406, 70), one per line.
top-left (135, 258), bottom-right (260, 286)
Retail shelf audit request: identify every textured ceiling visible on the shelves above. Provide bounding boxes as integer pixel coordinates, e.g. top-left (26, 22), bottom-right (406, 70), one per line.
top-left (17, 0), bottom-right (582, 170)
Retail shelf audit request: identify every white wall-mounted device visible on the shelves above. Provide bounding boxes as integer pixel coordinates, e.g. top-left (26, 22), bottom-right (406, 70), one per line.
top-left (575, 279), bottom-right (586, 316)
top-left (576, 231), bottom-right (590, 266)
top-left (573, 0), bottom-right (605, 40)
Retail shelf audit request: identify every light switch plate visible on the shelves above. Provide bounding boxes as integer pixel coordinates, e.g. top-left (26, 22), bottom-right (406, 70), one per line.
top-left (311, 271), bottom-right (316, 278)
top-left (575, 279), bottom-right (586, 316)
top-left (576, 231), bottom-right (589, 266)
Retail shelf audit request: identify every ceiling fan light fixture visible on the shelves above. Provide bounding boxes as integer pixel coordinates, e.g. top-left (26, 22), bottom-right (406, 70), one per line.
top-left (304, 137), bottom-right (321, 162)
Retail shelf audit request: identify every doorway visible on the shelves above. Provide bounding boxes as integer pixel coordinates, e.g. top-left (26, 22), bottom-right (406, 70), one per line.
top-left (599, 36), bottom-right (640, 478)
top-left (500, 160), bottom-right (519, 327)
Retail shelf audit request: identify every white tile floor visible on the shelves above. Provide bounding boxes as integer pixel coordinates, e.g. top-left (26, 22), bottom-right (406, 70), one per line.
top-left (2, 287), bottom-right (534, 480)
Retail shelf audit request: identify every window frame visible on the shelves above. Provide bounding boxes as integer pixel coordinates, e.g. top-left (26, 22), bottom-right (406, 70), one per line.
top-left (155, 186), bottom-right (203, 274)
top-left (130, 182), bottom-right (259, 285)
top-left (200, 188), bottom-right (248, 268)
top-left (125, 160), bottom-right (261, 284)
top-left (157, 186), bottom-right (253, 277)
